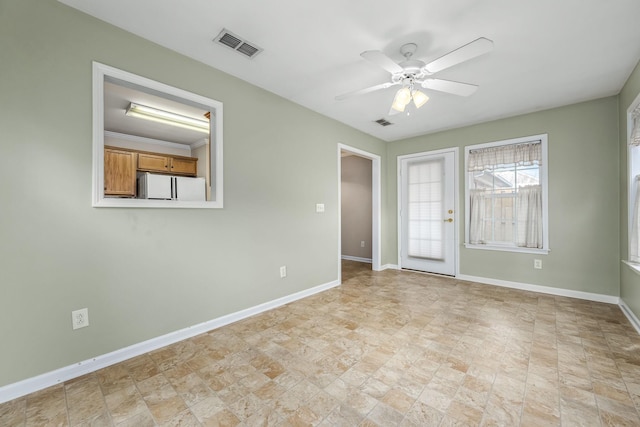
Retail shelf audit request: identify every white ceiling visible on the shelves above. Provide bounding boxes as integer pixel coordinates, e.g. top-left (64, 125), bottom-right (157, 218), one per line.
top-left (60, 0), bottom-right (640, 142)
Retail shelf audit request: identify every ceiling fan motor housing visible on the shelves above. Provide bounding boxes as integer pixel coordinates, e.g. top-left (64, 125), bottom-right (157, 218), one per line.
top-left (396, 43), bottom-right (430, 80)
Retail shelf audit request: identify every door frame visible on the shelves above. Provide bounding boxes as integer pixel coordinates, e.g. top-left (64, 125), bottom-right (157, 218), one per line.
top-left (338, 144), bottom-right (382, 282)
top-left (397, 147), bottom-right (460, 276)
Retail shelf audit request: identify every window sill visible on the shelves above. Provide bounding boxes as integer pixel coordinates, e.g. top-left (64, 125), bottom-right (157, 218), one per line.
top-left (93, 198), bottom-right (223, 209)
top-left (464, 243), bottom-right (550, 255)
top-left (622, 260), bottom-right (640, 276)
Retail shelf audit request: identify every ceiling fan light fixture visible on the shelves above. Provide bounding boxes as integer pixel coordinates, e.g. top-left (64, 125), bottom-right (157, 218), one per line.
top-left (391, 87), bottom-right (412, 112)
top-left (412, 90), bottom-right (429, 108)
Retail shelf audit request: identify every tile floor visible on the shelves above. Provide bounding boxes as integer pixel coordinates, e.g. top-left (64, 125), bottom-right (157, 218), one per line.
top-left (2, 261), bottom-right (640, 426)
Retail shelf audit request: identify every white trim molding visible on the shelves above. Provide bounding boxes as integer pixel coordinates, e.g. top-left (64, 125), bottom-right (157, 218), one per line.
top-left (623, 260), bottom-right (640, 276)
top-left (620, 299), bottom-right (640, 335)
top-left (463, 134), bottom-right (549, 254)
top-left (92, 62), bottom-right (224, 209)
top-left (397, 147), bottom-right (459, 276)
top-left (0, 279), bottom-right (339, 404)
top-left (104, 131), bottom-right (192, 152)
top-left (380, 264), bottom-right (400, 270)
top-left (341, 255), bottom-right (372, 263)
top-left (457, 273), bottom-right (620, 304)
top-left (337, 144), bottom-right (382, 276)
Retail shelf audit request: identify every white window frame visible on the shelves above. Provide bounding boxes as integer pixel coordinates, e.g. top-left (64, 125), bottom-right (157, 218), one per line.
top-left (92, 62), bottom-right (224, 209)
top-left (464, 134), bottom-right (550, 254)
top-left (626, 92), bottom-right (640, 272)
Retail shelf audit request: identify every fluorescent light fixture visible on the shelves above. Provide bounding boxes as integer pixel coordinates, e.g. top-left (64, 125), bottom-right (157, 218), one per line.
top-left (125, 102), bottom-right (209, 133)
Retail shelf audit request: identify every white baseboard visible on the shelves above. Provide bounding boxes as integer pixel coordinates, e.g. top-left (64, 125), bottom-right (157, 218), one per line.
top-left (620, 299), bottom-right (640, 335)
top-left (0, 279), bottom-right (340, 404)
top-left (456, 273), bottom-right (620, 304)
top-left (341, 255), bottom-right (372, 263)
top-left (380, 264), bottom-right (399, 270)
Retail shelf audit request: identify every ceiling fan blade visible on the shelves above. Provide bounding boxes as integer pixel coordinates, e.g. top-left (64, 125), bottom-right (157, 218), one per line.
top-left (335, 82), bottom-right (397, 101)
top-left (423, 37), bottom-right (493, 74)
top-left (361, 50), bottom-right (404, 75)
top-left (421, 79), bottom-right (478, 96)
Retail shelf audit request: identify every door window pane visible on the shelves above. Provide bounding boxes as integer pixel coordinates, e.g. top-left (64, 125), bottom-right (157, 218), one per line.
top-left (407, 159), bottom-right (444, 260)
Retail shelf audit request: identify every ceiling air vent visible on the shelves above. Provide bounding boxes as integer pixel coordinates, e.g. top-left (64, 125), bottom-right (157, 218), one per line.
top-left (214, 29), bottom-right (263, 59)
top-left (374, 118), bottom-right (393, 127)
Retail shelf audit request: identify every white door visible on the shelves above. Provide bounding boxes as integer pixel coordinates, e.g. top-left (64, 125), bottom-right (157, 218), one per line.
top-left (399, 150), bottom-right (456, 275)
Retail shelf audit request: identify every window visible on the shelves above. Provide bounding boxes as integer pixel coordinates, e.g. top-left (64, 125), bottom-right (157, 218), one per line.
top-left (628, 96), bottom-right (640, 265)
top-left (92, 62), bottom-right (223, 208)
top-left (465, 134), bottom-right (549, 253)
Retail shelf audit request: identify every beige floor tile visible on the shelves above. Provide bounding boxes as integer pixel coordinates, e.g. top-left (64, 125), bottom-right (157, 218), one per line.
top-left (560, 399), bottom-right (600, 427)
top-left (0, 398), bottom-right (27, 427)
top-left (7, 261), bottom-right (640, 426)
top-left (67, 387), bottom-right (108, 425)
top-left (104, 384), bottom-right (147, 425)
top-left (159, 408), bottom-right (201, 427)
top-left (380, 388), bottom-right (415, 414)
top-left (96, 365), bottom-right (133, 395)
top-left (116, 408), bottom-right (155, 427)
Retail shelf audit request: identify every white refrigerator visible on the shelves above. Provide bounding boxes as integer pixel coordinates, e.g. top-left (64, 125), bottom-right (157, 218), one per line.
top-left (137, 172), bottom-right (206, 201)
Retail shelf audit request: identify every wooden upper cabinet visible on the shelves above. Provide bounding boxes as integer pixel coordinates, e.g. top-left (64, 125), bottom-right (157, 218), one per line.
top-left (138, 153), bottom-right (170, 173)
top-left (104, 148), bottom-right (137, 197)
top-left (170, 157), bottom-right (198, 176)
top-left (137, 152), bottom-right (197, 176)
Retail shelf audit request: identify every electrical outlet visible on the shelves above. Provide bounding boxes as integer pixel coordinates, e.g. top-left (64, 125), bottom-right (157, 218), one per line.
top-left (280, 266), bottom-right (287, 278)
top-left (534, 259), bottom-right (542, 269)
top-left (72, 308), bottom-right (89, 330)
top-left (315, 203), bottom-right (325, 213)
top-left (361, 241), bottom-right (365, 247)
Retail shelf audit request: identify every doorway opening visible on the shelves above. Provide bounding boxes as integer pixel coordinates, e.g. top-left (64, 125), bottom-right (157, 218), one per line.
top-left (338, 144), bottom-right (381, 282)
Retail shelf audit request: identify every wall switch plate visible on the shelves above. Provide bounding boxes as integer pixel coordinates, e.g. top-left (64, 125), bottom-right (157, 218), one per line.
top-left (72, 308), bottom-right (89, 330)
top-left (534, 259), bottom-right (542, 269)
top-left (361, 241), bottom-right (365, 247)
top-left (280, 266), bottom-right (287, 278)
top-left (315, 203), bottom-right (325, 213)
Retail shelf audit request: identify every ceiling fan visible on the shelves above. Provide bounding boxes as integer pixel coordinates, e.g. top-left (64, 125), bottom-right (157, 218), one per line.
top-left (335, 38), bottom-right (493, 115)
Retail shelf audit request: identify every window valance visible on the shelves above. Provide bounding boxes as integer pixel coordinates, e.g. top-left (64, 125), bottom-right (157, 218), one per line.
top-left (467, 141), bottom-right (542, 172)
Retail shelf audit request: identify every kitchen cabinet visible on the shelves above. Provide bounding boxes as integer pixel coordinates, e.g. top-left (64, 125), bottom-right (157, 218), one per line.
top-left (104, 147), bottom-right (137, 197)
top-left (169, 157), bottom-right (198, 175)
top-left (137, 153), bottom-right (197, 176)
top-left (138, 153), bottom-right (169, 173)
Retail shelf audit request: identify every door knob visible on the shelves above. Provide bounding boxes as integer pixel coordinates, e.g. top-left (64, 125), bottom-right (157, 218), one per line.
top-left (444, 218), bottom-right (453, 223)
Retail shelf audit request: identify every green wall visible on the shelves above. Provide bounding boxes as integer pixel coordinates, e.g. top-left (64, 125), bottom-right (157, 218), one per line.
top-left (1, 0), bottom-right (638, 391)
top-left (619, 60), bottom-right (640, 317)
top-left (386, 98), bottom-right (621, 296)
top-left (0, 0), bottom-right (386, 387)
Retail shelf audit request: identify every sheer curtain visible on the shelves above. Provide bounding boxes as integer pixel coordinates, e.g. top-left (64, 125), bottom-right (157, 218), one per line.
top-left (516, 185), bottom-right (543, 248)
top-left (469, 189), bottom-right (487, 244)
